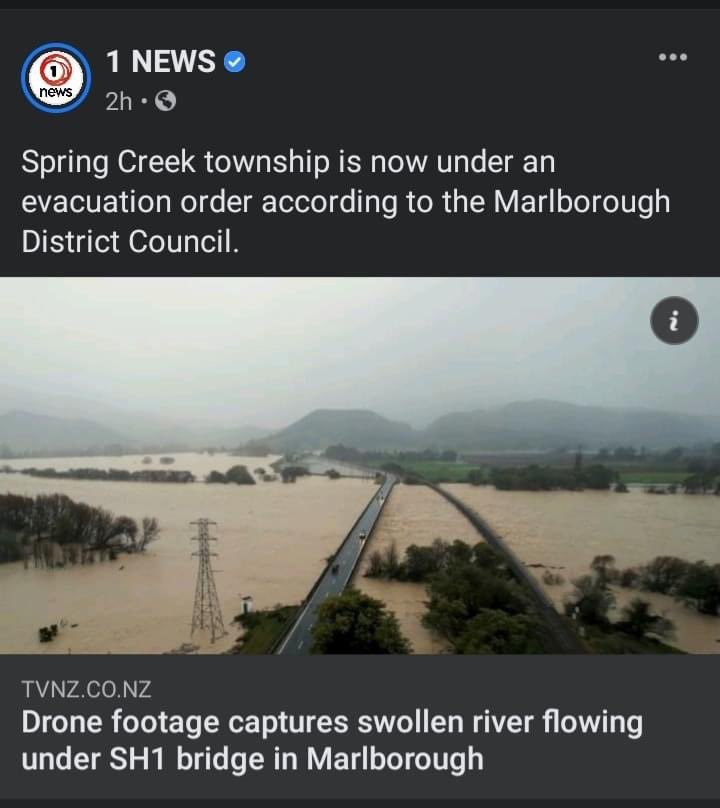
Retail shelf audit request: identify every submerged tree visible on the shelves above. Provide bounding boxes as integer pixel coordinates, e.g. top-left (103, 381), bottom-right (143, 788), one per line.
top-left (225, 465), bottom-right (256, 485)
top-left (639, 556), bottom-right (691, 594)
top-left (365, 550), bottom-right (385, 578)
top-left (138, 517), bottom-right (160, 552)
top-left (617, 598), bottom-right (675, 640)
top-left (590, 554), bottom-right (617, 586)
top-left (0, 492), bottom-right (154, 568)
top-left (363, 542), bottom-right (401, 580)
top-left (564, 574), bottom-right (616, 626)
top-left (310, 588), bottom-right (411, 654)
top-left (675, 561), bottom-right (720, 615)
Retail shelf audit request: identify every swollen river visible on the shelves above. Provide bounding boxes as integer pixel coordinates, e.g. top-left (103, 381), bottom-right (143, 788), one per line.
top-left (357, 484), bottom-right (720, 654)
top-left (1, 457), bottom-right (718, 654)
top-left (0, 453), bottom-right (375, 654)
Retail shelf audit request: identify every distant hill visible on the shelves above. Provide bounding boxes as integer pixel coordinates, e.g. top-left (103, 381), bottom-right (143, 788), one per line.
top-left (0, 410), bottom-right (131, 455)
top-left (202, 425), bottom-right (271, 448)
top-left (0, 385), bottom-right (271, 451)
top-left (1, 400), bottom-right (718, 457)
top-left (424, 399), bottom-right (720, 451)
top-left (262, 409), bottom-right (418, 452)
top-left (223, 402), bottom-right (720, 454)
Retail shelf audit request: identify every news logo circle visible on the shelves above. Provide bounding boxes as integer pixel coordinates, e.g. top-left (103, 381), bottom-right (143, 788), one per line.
top-left (21, 43), bottom-right (91, 113)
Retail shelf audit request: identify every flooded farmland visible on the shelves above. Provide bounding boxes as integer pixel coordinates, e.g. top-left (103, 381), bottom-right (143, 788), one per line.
top-left (0, 453), bottom-right (376, 654)
top-left (2, 451), bottom-right (718, 655)
top-left (445, 484), bottom-right (720, 653)
top-left (0, 451), bottom-right (279, 478)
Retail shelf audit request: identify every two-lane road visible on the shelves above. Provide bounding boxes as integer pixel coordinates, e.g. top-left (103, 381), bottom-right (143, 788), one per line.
top-left (276, 474), bottom-right (396, 655)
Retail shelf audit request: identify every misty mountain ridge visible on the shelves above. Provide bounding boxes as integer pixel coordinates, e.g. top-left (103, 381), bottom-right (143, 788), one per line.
top-left (0, 410), bottom-right (129, 455)
top-left (0, 400), bottom-right (719, 456)
top-left (423, 399), bottom-right (720, 451)
top-left (256, 401), bottom-right (720, 453)
top-left (261, 401), bottom-right (720, 453)
top-left (0, 385), bottom-right (270, 450)
top-left (0, 410), bottom-right (272, 456)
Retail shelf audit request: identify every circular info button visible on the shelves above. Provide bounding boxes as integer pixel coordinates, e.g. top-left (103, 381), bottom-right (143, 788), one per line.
top-left (650, 297), bottom-right (699, 345)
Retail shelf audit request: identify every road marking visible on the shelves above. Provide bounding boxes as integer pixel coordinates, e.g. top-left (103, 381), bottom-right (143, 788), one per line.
top-left (275, 596), bottom-right (315, 654)
top-left (298, 640), bottom-right (304, 649)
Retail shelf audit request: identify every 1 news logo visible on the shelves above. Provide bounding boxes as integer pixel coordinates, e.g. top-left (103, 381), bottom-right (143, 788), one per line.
top-left (21, 42), bottom-right (92, 113)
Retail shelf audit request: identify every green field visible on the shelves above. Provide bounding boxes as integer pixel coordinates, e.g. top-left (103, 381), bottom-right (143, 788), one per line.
top-left (231, 605), bottom-right (299, 654)
top-left (618, 470), bottom-right (690, 485)
top-left (398, 461), bottom-right (486, 483)
top-left (395, 460), bottom-right (692, 487)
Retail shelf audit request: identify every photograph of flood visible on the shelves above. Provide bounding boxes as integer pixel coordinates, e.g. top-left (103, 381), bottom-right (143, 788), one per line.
top-left (0, 277), bottom-right (718, 655)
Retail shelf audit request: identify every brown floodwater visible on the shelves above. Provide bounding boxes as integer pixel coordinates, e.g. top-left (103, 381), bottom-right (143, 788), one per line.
top-left (353, 485), bottom-right (479, 654)
top-left (3, 454), bottom-right (718, 655)
top-left (0, 453), bottom-right (376, 654)
top-left (444, 484), bottom-right (720, 654)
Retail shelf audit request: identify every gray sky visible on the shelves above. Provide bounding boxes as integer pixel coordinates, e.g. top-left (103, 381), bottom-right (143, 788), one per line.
top-left (1, 276), bottom-right (717, 428)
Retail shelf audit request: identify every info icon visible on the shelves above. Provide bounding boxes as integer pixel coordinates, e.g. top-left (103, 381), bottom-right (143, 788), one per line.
top-left (650, 297), bottom-right (699, 345)
top-left (20, 42), bottom-right (92, 113)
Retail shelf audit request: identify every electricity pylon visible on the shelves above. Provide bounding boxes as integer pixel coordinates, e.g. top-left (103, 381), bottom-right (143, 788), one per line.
top-left (190, 519), bottom-right (226, 643)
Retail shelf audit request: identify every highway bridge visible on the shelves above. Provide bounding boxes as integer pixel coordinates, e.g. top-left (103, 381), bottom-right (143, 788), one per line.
top-left (275, 474), bottom-right (396, 655)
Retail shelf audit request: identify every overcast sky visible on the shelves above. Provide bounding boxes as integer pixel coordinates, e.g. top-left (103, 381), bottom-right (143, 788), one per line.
top-left (1, 276), bottom-right (717, 428)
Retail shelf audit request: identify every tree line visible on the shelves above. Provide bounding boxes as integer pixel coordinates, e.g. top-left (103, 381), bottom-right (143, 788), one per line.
top-left (18, 467), bottom-right (195, 483)
top-left (0, 492), bottom-right (159, 568)
top-left (325, 445), bottom-right (458, 464)
top-left (206, 465), bottom-right (256, 485)
top-left (590, 554), bottom-right (720, 616)
top-left (477, 463), bottom-right (718, 493)
top-left (597, 444), bottom-right (720, 464)
top-left (488, 464), bottom-right (617, 491)
top-left (561, 552), bottom-right (720, 653)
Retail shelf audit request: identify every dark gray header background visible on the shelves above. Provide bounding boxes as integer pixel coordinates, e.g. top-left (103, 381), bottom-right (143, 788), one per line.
top-left (3, 8), bottom-right (720, 275)
top-left (0, 656), bottom-right (718, 800)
